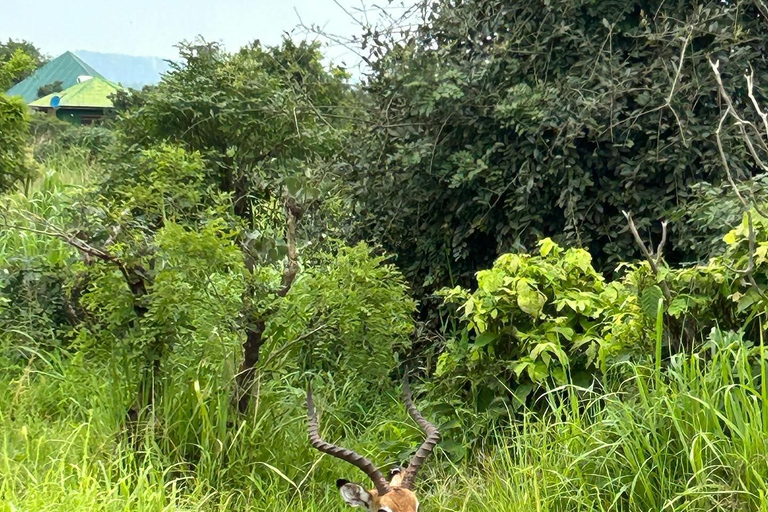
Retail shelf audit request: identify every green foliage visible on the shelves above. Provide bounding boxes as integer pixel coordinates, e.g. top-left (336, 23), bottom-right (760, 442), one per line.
top-left (0, 152), bottom-right (95, 355)
top-left (37, 79), bottom-right (63, 98)
top-left (350, 0), bottom-right (768, 296)
top-left (0, 47), bottom-right (36, 90)
top-left (267, 243), bottom-right (416, 390)
top-left (0, 93), bottom-right (34, 192)
top-left (55, 143), bottom-right (244, 369)
top-left (7, 18), bottom-right (768, 512)
top-left (432, 226), bottom-right (768, 443)
top-left (669, 172), bottom-right (768, 259)
top-left (438, 239), bottom-right (648, 412)
top-left (428, 329), bottom-right (768, 512)
top-left (0, 38), bottom-right (46, 85)
top-left (718, 210), bottom-right (768, 317)
top-left (98, 143), bottom-right (220, 226)
top-left (29, 112), bottom-right (116, 161)
top-left (116, 38), bottom-right (350, 229)
top-left (5, 326), bottom-right (768, 511)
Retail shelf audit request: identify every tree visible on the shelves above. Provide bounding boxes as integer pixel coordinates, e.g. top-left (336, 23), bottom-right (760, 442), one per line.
top-left (348, 0), bottom-right (768, 300)
top-left (37, 80), bottom-right (63, 98)
top-left (0, 39), bottom-right (47, 86)
top-left (112, 38), bottom-right (352, 412)
top-left (0, 48), bottom-right (35, 91)
top-left (0, 93), bottom-right (33, 192)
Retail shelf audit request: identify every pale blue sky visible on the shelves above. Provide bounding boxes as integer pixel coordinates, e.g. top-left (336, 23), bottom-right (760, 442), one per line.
top-left (1, 0), bottom-right (414, 70)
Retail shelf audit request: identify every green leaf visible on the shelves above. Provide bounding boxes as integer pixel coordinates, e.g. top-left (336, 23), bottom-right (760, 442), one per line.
top-left (474, 331), bottom-right (498, 348)
top-left (512, 383), bottom-right (534, 406)
top-left (539, 237), bottom-right (556, 257)
top-left (512, 360), bottom-right (532, 378)
top-left (516, 280), bottom-right (545, 317)
top-left (640, 285), bottom-right (664, 319)
top-left (439, 439), bottom-right (468, 462)
top-left (668, 297), bottom-right (688, 317)
top-left (463, 298), bottom-right (475, 316)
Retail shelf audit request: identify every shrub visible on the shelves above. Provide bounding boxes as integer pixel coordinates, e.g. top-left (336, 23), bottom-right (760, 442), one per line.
top-left (0, 94), bottom-right (34, 191)
top-left (348, 0), bottom-right (768, 298)
top-left (266, 243), bottom-right (416, 395)
top-left (437, 239), bottom-right (648, 407)
top-left (29, 112), bottom-right (116, 162)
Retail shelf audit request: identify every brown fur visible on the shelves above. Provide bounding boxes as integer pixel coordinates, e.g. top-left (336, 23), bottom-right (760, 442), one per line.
top-left (370, 486), bottom-right (419, 512)
top-left (339, 471), bottom-right (419, 511)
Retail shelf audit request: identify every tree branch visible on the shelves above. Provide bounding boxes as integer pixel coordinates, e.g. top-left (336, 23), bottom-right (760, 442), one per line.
top-left (622, 210), bottom-right (672, 302)
top-left (709, 57), bottom-right (768, 295)
top-left (277, 194), bottom-right (303, 297)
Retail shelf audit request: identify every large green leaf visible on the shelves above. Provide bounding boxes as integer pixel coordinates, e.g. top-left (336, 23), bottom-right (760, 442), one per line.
top-left (640, 285), bottom-right (664, 319)
top-left (517, 280), bottom-right (545, 317)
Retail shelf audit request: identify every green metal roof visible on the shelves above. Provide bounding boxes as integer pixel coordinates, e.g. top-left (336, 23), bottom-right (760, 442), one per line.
top-left (6, 51), bottom-right (104, 103)
top-left (30, 77), bottom-right (122, 109)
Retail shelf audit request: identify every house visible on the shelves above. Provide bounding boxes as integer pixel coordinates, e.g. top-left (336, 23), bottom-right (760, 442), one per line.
top-left (6, 51), bottom-right (104, 104)
top-left (29, 76), bottom-right (123, 125)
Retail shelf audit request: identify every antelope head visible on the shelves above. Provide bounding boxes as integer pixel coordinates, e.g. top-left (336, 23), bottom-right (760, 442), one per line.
top-left (307, 375), bottom-right (440, 512)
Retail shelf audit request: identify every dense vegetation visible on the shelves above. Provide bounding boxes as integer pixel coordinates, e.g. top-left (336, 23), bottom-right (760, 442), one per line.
top-left (4, 0), bottom-right (768, 510)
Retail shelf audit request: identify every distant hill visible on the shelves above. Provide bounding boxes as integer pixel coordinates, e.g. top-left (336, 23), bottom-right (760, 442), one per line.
top-left (74, 50), bottom-right (172, 90)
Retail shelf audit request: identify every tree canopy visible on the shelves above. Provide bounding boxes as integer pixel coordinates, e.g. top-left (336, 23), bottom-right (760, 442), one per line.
top-left (349, 0), bottom-right (768, 296)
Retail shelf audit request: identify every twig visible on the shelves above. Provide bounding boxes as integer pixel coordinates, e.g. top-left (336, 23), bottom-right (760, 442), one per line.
top-left (753, 0), bottom-right (768, 31)
top-left (709, 58), bottom-right (768, 296)
top-left (622, 210), bottom-right (672, 302)
top-left (277, 192), bottom-right (302, 297)
top-left (664, 29), bottom-right (693, 148)
top-left (656, 220), bottom-right (668, 261)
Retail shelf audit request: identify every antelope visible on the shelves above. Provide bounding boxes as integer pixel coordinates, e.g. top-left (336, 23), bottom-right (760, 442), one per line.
top-left (307, 375), bottom-right (440, 512)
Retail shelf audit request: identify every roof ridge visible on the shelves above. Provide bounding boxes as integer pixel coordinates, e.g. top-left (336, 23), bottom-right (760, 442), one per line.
top-left (5, 51), bottom-right (105, 103)
top-left (29, 74), bottom-right (123, 109)
top-left (67, 52), bottom-right (104, 79)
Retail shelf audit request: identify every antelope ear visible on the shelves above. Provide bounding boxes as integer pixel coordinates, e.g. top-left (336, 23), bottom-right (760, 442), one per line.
top-left (337, 479), bottom-right (372, 508)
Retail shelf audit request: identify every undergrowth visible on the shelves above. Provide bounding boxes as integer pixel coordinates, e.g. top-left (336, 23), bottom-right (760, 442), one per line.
top-left (2, 326), bottom-right (768, 511)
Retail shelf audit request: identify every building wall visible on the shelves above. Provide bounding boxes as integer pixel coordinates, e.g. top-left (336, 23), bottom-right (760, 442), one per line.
top-left (55, 108), bottom-right (106, 125)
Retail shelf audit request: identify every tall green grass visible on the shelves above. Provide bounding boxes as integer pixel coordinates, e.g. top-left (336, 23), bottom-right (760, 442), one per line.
top-left (1, 146), bottom-right (97, 261)
top-left (3, 327), bottom-right (768, 511)
top-left (5, 146), bottom-right (768, 511)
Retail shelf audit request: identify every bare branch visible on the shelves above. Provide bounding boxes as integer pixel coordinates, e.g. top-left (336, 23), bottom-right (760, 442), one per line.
top-left (622, 210), bottom-right (672, 302)
top-left (753, 0), bottom-right (768, 31)
top-left (277, 194), bottom-right (302, 297)
top-left (746, 71), bottom-right (768, 159)
top-left (709, 57), bottom-right (768, 296)
top-left (663, 29), bottom-right (693, 148)
top-left (655, 220), bottom-right (668, 261)
top-left (4, 211), bottom-right (117, 264)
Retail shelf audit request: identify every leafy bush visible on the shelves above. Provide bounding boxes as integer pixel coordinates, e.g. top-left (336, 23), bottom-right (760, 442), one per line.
top-left (432, 224), bottom-right (768, 444)
top-left (0, 94), bottom-right (34, 192)
top-left (115, 38), bottom-right (350, 221)
top-left (0, 163), bottom-right (87, 356)
top-left (29, 112), bottom-right (116, 161)
top-left (267, 243), bottom-right (416, 391)
top-left (0, 47), bottom-right (35, 90)
top-left (349, 0), bottom-right (768, 297)
top-left (0, 39), bottom-right (46, 86)
top-left (438, 239), bottom-right (648, 409)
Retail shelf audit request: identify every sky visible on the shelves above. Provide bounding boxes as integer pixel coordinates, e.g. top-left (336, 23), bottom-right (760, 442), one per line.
top-left (1, 0), bottom-right (414, 71)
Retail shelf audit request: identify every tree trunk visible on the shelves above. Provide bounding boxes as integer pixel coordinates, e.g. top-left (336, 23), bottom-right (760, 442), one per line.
top-left (232, 194), bottom-right (301, 412)
top-left (234, 319), bottom-right (267, 413)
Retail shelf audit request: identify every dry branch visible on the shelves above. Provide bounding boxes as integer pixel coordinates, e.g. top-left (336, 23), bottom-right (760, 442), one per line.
top-left (622, 210), bottom-right (672, 302)
top-left (709, 57), bottom-right (768, 295)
